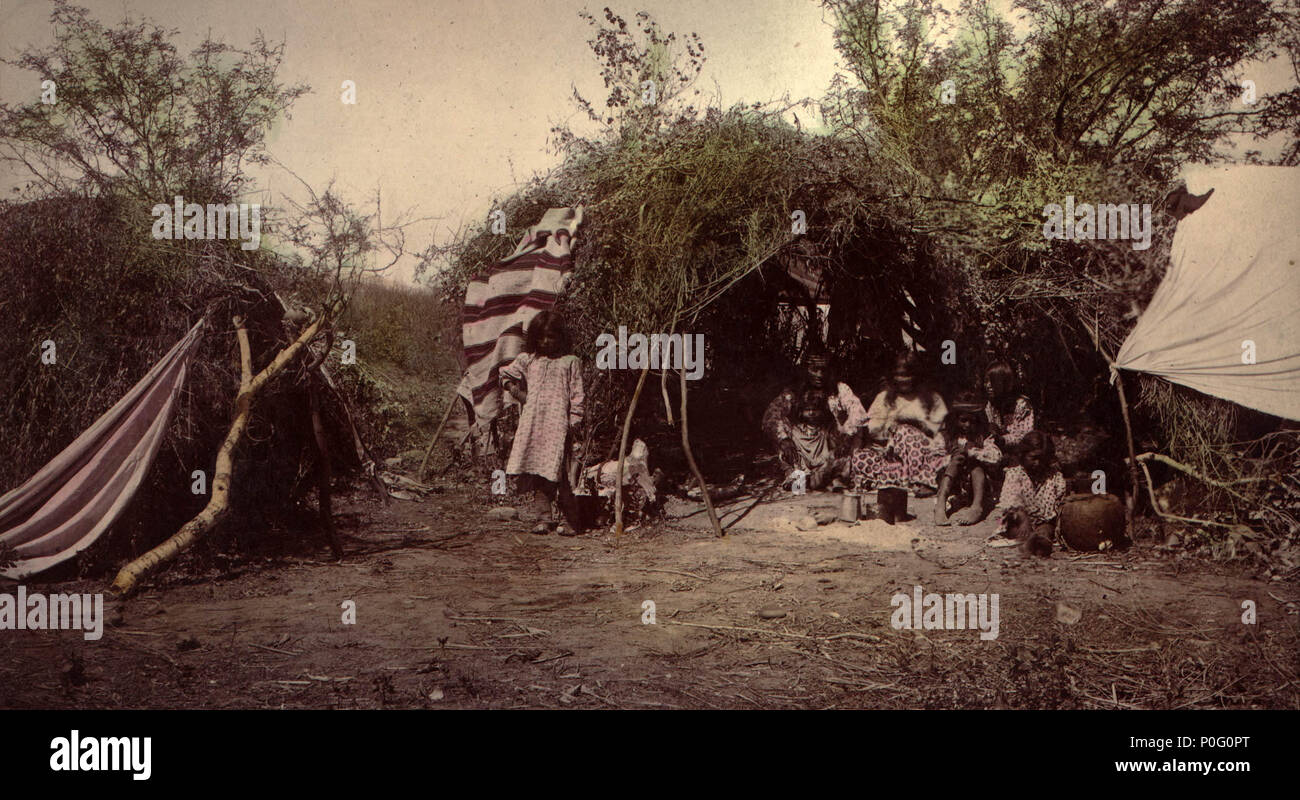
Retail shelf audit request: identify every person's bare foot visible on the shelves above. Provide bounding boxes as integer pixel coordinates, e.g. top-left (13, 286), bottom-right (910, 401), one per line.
top-left (952, 506), bottom-right (981, 526)
top-left (934, 506), bottom-right (952, 526)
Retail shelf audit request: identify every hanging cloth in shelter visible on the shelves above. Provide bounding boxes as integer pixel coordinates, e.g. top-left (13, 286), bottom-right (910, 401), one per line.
top-left (456, 207), bottom-right (582, 427)
top-left (1114, 165), bottom-right (1300, 421)
top-left (0, 318), bottom-right (206, 579)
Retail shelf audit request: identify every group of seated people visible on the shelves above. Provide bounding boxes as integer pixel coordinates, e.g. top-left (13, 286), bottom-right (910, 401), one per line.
top-left (762, 349), bottom-right (1066, 535)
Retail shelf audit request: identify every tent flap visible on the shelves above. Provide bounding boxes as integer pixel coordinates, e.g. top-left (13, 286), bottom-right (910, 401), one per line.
top-left (1114, 165), bottom-right (1300, 421)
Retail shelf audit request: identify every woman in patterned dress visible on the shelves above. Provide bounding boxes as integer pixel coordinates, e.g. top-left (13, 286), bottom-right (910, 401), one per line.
top-left (500, 312), bottom-right (585, 535)
top-left (850, 352), bottom-right (948, 494)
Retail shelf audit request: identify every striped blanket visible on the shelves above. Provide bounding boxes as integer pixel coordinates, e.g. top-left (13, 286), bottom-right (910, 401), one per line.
top-left (1, 318), bottom-right (205, 578)
top-left (457, 207), bottom-right (583, 427)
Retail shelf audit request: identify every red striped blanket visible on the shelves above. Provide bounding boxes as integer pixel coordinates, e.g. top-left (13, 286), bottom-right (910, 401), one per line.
top-left (457, 207), bottom-right (582, 426)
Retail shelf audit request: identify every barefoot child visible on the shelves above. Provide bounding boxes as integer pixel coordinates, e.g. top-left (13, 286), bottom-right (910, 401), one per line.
top-left (992, 431), bottom-right (1066, 553)
top-left (500, 311), bottom-right (585, 535)
top-left (934, 391), bottom-right (1002, 526)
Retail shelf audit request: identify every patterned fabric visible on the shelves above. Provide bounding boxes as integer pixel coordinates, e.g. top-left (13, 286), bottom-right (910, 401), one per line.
top-left (985, 396), bottom-right (1034, 447)
top-left (456, 207), bottom-right (582, 427)
top-left (502, 353), bottom-right (584, 483)
top-left (995, 465), bottom-right (1067, 524)
top-left (851, 423), bottom-right (947, 490)
top-left (941, 434), bottom-right (1002, 470)
top-left (762, 381), bottom-right (868, 459)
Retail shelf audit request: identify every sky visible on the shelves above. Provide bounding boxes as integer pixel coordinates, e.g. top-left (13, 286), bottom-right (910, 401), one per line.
top-left (1, 0), bottom-right (1295, 284)
top-left (0, 0), bottom-right (845, 283)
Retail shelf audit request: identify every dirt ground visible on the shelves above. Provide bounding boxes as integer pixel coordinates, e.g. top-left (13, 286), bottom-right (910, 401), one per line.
top-left (3, 482), bottom-right (1298, 710)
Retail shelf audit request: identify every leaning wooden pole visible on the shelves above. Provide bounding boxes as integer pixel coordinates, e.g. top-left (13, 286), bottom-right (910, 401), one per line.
top-left (111, 312), bottom-right (329, 595)
top-left (1081, 314), bottom-right (1143, 525)
top-left (680, 365), bottom-right (723, 537)
top-left (614, 364), bottom-right (652, 536)
top-left (1112, 369), bottom-right (1143, 525)
top-left (418, 390), bottom-right (460, 480)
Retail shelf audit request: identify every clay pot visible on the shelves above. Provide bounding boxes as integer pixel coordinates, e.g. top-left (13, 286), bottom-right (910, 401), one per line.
top-left (1059, 493), bottom-right (1128, 551)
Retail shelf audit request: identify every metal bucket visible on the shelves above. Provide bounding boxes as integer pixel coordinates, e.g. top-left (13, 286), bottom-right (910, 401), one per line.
top-left (839, 491), bottom-right (862, 522)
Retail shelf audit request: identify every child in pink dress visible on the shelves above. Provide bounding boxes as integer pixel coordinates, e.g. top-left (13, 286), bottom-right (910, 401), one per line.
top-left (500, 312), bottom-right (585, 535)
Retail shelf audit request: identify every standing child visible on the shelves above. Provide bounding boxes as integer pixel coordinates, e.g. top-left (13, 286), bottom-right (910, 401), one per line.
top-left (500, 311), bottom-right (585, 535)
top-left (992, 430), bottom-right (1066, 555)
top-left (934, 391), bottom-right (1002, 526)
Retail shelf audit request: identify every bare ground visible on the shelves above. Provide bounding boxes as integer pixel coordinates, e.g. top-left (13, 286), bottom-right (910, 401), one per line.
top-left (3, 482), bottom-right (1298, 710)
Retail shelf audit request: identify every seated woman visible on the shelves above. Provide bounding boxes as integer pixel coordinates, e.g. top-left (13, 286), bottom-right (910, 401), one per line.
top-left (850, 353), bottom-right (948, 516)
top-left (935, 391), bottom-right (1002, 526)
top-left (761, 348), bottom-right (867, 490)
top-left (992, 430), bottom-right (1067, 554)
top-left (983, 361), bottom-right (1035, 451)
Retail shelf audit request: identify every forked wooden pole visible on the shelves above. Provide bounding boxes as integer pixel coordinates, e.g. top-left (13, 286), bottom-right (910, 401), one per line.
top-left (614, 364), bottom-right (651, 536)
top-left (111, 312), bottom-right (329, 595)
top-left (680, 365), bottom-right (723, 537)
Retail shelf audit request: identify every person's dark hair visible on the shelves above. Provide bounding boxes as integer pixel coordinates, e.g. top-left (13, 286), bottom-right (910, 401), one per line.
top-left (523, 310), bottom-right (571, 355)
top-left (1017, 430), bottom-right (1055, 462)
top-left (984, 361), bottom-right (1019, 414)
top-left (942, 389), bottom-right (989, 443)
top-left (794, 341), bottom-right (835, 393)
top-left (884, 351), bottom-right (938, 414)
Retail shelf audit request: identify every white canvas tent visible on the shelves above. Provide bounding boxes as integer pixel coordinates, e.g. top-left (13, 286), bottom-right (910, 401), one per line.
top-left (1114, 164), bottom-right (1300, 421)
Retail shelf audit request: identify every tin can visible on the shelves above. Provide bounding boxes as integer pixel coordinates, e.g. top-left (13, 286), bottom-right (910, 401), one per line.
top-left (839, 491), bottom-right (862, 522)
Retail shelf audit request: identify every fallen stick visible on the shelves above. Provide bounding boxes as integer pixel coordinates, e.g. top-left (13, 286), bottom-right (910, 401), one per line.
top-left (666, 620), bottom-right (816, 641)
top-left (1139, 461), bottom-right (1236, 528)
top-left (250, 643), bottom-right (302, 657)
top-left (629, 567), bottom-right (706, 581)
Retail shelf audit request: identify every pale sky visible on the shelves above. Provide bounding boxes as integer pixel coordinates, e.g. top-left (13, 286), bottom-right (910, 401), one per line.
top-left (1, 0), bottom-right (1294, 284)
top-left (0, 0), bottom-right (844, 283)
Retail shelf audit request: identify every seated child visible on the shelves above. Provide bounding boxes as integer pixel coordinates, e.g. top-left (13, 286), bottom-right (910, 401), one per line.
top-left (787, 388), bottom-right (843, 490)
top-left (983, 361), bottom-right (1035, 451)
top-left (992, 430), bottom-right (1067, 553)
top-left (935, 391), bottom-right (1002, 526)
